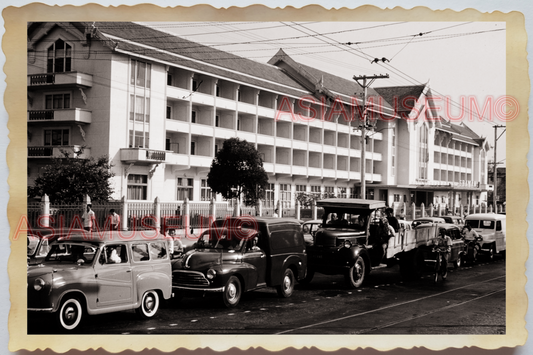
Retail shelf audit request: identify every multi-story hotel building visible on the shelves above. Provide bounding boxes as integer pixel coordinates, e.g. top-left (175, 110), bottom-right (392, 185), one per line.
top-left (27, 22), bottom-right (490, 211)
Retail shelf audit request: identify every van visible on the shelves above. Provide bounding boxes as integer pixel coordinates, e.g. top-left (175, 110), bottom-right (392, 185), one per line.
top-left (27, 230), bottom-right (172, 330)
top-left (464, 213), bottom-right (506, 259)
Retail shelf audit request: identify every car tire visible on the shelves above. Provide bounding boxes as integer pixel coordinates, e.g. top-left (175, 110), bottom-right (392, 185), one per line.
top-left (57, 297), bottom-right (83, 331)
top-left (277, 268), bottom-right (295, 298)
top-left (298, 268), bottom-right (314, 285)
top-left (136, 290), bottom-right (160, 318)
top-left (345, 256), bottom-right (366, 289)
top-left (222, 276), bottom-right (242, 308)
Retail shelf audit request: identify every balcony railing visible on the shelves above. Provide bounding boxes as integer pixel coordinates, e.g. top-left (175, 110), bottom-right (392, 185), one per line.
top-left (27, 109), bottom-right (92, 124)
top-left (28, 145), bottom-right (91, 159)
top-left (28, 72), bottom-right (93, 88)
top-left (121, 148), bottom-right (166, 164)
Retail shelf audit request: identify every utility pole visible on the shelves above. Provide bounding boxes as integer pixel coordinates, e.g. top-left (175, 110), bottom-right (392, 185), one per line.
top-left (353, 74), bottom-right (389, 199)
top-left (492, 125), bottom-right (505, 210)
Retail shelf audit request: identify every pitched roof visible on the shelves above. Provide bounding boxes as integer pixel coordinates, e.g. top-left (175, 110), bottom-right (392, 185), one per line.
top-left (373, 85), bottom-right (426, 113)
top-left (91, 22), bottom-right (312, 98)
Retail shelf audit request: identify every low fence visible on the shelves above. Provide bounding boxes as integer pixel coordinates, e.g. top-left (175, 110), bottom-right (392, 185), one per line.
top-left (27, 195), bottom-right (506, 231)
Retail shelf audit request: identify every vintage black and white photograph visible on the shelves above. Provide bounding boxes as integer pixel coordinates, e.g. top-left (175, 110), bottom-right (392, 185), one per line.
top-left (6, 3), bottom-right (528, 353)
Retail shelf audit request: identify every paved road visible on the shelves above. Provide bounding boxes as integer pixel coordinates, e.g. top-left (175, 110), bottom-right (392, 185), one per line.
top-left (28, 256), bottom-right (505, 335)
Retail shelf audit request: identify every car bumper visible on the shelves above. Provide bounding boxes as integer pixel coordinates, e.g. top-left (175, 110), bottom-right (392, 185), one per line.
top-left (27, 308), bottom-right (53, 312)
top-left (172, 285), bottom-right (225, 293)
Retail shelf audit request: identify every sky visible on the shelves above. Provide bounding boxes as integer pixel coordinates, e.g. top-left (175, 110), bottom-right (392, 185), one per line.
top-left (141, 21), bottom-right (507, 164)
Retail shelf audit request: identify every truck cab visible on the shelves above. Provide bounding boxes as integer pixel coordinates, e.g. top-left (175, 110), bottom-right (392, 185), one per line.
top-left (304, 198), bottom-right (390, 288)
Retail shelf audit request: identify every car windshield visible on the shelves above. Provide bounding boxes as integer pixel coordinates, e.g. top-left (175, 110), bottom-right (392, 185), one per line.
top-left (27, 235), bottom-right (40, 256)
top-left (466, 219), bottom-right (494, 229)
top-left (45, 242), bottom-right (98, 264)
top-left (197, 228), bottom-right (257, 251)
top-left (324, 212), bottom-right (367, 230)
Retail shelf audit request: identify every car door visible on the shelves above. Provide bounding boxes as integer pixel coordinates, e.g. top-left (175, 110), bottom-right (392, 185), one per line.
top-left (242, 236), bottom-right (267, 288)
top-left (449, 229), bottom-right (463, 262)
top-left (93, 244), bottom-right (133, 308)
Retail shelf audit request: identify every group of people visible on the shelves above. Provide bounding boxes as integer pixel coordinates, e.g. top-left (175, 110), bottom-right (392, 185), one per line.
top-left (81, 204), bottom-right (121, 232)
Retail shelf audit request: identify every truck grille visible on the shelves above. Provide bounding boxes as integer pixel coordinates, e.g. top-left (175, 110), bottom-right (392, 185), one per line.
top-left (172, 270), bottom-right (209, 287)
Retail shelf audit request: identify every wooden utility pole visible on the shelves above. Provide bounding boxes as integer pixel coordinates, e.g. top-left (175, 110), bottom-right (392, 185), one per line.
top-left (353, 74), bottom-right (389, 199)
top-left (492, 125), bottom-right (505, 209)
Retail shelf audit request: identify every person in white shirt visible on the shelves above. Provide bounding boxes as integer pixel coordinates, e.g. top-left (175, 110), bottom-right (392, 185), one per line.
top-left (109, 209), bottom-right (120, 231)
top-left (82, 204), bottom-right (95, 232)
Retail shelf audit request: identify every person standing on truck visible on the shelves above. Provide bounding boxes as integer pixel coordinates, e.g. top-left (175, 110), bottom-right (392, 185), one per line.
top-left (379, 217), bottom-right (396, 260)
top-left (385, 208), bottom-right (400, 233)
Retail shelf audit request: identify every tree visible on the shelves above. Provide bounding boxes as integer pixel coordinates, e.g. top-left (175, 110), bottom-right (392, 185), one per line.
top-left (207, 138), bottom-right (268, 207)
top-left (28, 150), bottom-right (115, 204)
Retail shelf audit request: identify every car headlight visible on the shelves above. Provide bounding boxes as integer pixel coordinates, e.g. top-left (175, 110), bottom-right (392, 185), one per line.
top-left (34, 278), bottom-right (45, 291)
top-left (343, 240), bottom-right (352, 248)
top-left (206, 269), bottom-right (217, 280)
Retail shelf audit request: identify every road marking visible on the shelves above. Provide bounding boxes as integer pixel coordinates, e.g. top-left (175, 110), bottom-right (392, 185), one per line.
top-left (169, 324), bottom-right (177, 326)
top-left (355, 288), bottom-right (506, 334)
top-left (276, 276), bottom-right (505, 334)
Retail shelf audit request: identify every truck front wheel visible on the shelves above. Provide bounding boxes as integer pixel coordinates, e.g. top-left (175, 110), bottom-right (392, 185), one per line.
top-left (222, 276), bottom-right (242, 308)
top-left (345, 256), bottom-right (366, 288)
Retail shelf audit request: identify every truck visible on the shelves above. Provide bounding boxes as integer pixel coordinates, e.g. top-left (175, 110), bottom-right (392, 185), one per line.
top-left (304, 198), bottom-right (446, 288)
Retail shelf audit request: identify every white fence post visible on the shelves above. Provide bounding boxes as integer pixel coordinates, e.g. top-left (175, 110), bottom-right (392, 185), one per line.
top-left (184, 198), bottom-right (190, 231)
top-left (312, 200), bottom-right (317, 220)
top-left (154, 196), bottom-right (161, 232)
top-left (121, 196), bottom-right (128, 231)
top-left (41, 194), bottom-right (50, 228)
top-left (295, 199), bottom-right (301, 221)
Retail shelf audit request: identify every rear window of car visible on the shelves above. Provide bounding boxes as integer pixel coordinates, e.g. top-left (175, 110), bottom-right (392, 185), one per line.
top-left (132, 243), bottom-right (150, 262)
top-left (149, 242), bottom-right (168, 260)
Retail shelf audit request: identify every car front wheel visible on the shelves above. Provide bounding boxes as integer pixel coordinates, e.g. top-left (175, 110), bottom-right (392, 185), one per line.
top-left (136, 290), bottom-right (160, 318)
top-left (277, 268), bottom-right (295, 298)
top-left (222, 276), bottom-right (242, 308)
top-left (57, 297), bottom-right (83, 331)
top-left (345, 256), bottom-right (366, 288)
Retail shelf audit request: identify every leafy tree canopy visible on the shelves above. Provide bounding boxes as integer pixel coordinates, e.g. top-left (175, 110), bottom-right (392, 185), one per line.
top-left (28, 150), bottom-right (115, 204)
top-left (207, 138), bottom-right (268, 207)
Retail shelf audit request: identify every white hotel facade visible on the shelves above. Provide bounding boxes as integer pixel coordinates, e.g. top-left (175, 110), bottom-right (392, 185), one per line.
top-left (27, 22), bottom-right (491, 211)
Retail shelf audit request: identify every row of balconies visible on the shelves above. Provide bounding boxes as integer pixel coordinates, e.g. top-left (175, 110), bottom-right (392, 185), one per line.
top-left (433, 144), bottom-right (474, 158)
top-left (27, 72), bottom-right (93, 90)
top-left (27, 109), bottom-right (92, 124)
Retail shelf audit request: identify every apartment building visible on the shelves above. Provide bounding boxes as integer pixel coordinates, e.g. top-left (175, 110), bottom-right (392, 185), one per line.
top-left (27, 22), bottom-right (490, 208)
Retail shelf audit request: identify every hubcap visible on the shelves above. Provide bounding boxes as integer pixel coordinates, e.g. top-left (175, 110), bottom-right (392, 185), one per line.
top-left (354, 263), bottom-right (362, 280)
top-left (145, 295), bottom-right (154, 312)
top-left (283, 275), bottom-right (291, 290)
top-left (64, 306), bottom-right (77, 324)
top-left (227, 283), bottom-right (237, 300)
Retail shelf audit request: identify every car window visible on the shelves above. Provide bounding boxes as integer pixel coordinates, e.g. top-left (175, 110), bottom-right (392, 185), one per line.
top-left (149, 242), bottom-right (168, 260)
top-left (27, 235), bottom-right (40, 256)
top-left (302, 225), bottom-right (310, 234)
top-left (101, 244), bottom-right (128, 264)
top-left (132, 243), bottom-right (150, 262)
top-left (496, 221), bottom-right (502, 231)
top-left (466, 220), bottom-right (479, 228)
top-left (46, 243), bottom-right (97, 264)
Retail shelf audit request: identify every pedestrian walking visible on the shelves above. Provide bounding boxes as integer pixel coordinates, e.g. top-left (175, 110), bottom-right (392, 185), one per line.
top-left (82, 204), bottom-right (96, 232)
top-left (109, 209), bottom-right (120, 231)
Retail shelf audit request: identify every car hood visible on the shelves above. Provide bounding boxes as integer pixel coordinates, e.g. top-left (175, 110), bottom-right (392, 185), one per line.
top-left (179, 249), bottom-right (224, 270)
top-left (315, 228), bottom-right (365, 247)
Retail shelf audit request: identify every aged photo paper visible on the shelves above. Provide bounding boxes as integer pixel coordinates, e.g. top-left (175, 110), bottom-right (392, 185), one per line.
top-left (5, 3), bottom-right (529, 353)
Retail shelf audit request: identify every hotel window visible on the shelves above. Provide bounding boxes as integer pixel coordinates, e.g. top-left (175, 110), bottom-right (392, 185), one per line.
top-left (310, 185), bottom-right (321, 198)
top-left (418, 124), bottom-right (429, 180)
top-left (44, 129), bottom-right (69, 146)
top-left (191, 111), bottom-right (197, 123)
top-left (47, 39), bottom-right (71, 73)
top-left (192, 79), bottom-right (198, 92)
top-left (215, 115), bottom-right (219, 127)
top-left (324, 186), bottom-right (335, 198)
top-left (167, 72), bottom-right (172, 86)
top-left (338, 187), bottom-right (347, 198)
top-left (129, 130), bottom-right (149, 148)
top-left (279, 184), bottom-right (291, 209)
top-left (130, 95), bottom-right (150, 123)
top-left (45, 94), bottom-right (70, 109)
top-left (216, 84), bottom-right (220, 97)
top-left (296, 185), bottom-right (306, 193)
top-left (191, 141), bottom-right (196, 155)
top-left (166, 106), bottom-right (172, 119)
top-left (177, 178), bottom-right (194, 201)
top-left (201, 179), bottom-right (212, 201)
top-left (131, 60), bottom-right (151, 88)
top-left (481, 150), bottom-right (486, 183)
top-left (127, 174), bottom-right (148, 200)
top-left (265, 183), bottom-right (275, 208)
top-left (394, 194), bottom-right (400, 202)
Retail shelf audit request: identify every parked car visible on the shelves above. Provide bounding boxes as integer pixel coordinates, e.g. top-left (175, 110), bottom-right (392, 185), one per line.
top-left (442, 215), bottom-right (465, 228)
top-left (464, 213), bottom-right (506, 259)
top-left (27, 230), bottom-right (172, 331)
top-left (411, 217), bottom-right (446, 229)
top-left (415, 223), bottom-right (466, 269)
top-left (301, 219), bottom-right (322, 246)
top-left (171, 217), bottom-right (307, 307)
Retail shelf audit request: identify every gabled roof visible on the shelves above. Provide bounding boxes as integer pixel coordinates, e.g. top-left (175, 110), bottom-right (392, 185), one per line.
top-left (373, 85), bottom-right (426, 113)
